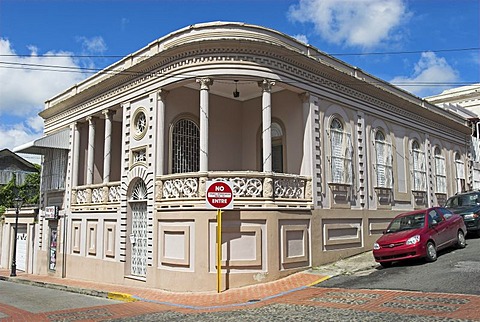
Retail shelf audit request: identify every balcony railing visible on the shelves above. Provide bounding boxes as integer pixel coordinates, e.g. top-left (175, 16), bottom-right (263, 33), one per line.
top-left (70, 172), bottom-right (313, 210)
top-left (71, 182), bottom-right (121, 210)
top-left (156, 171), bottom-right (313, 209)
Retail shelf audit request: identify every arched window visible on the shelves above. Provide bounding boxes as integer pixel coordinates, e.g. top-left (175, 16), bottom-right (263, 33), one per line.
top-left (171, 118), bottom-right (199, 173)
top-left (259, 120), bottom-right (285, 173)
top-left (271, 121), bottom-right (284, 173)
top-left (455, 153), bottom-right (465, 193)
top-left (374, 130), bottom-right (393, 188)
top-left (412, 140), bottom-right (426, 191)
top-left (329, 117), bottom-right (352, 184)
top-left (434, 147), bottom-right (447, 194)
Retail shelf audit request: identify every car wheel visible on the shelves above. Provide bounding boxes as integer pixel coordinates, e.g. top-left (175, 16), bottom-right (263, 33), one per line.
top-left (380, 262), bottom-right (392, 268)
top-left (425, 241), bottom-right (437, 262)
top-left (456, 230), bottom-right (466, 249)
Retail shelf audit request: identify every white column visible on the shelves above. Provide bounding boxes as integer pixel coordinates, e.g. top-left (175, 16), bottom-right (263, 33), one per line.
top-left (259, 79), bottom-right (275, 172)
top-left (156, 90), bottom-right (168, 175)
top-left (102, 110), bottom-right (114, 184)
top-left (86, 116), bottom-right (96, 185)
top-left (72, 122), bottom-right (80, 187)
top-left (300, 93), bottom-right (313, 176)
top-left (196, 77), bottom-right (213, 172)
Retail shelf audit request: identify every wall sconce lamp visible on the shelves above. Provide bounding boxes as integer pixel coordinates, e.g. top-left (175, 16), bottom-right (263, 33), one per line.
top-left (233, 80), bottom-right (240, 98)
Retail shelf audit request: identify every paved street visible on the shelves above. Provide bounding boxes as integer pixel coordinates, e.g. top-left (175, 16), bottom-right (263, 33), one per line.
top-left (317, 235), bottom-right (480, 295)
top-left (1, 279), bottom-right (479, 321)
top-left (1, 240), bottom-right (480, 321)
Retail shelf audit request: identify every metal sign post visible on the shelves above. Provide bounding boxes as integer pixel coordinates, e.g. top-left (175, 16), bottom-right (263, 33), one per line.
top-left (216, 209), bottom-right (222, 293)
top-left (206, 181), bottom-right (233, 293)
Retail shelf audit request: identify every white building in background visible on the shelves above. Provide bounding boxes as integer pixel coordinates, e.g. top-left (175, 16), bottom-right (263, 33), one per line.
top-left (426, 84), bottom-right (480, 116)
top-left (426, 83), bottom-right (480, 190)
top-left (10, 22), bottom-right (475, 292)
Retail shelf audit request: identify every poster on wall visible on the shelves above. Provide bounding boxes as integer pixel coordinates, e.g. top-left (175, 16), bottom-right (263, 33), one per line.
top-left (49, 228), bottom-right (57, 271)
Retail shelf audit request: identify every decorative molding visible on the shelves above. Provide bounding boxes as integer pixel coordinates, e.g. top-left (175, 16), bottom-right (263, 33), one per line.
top-left (43, 45), bottom-right (466, 142)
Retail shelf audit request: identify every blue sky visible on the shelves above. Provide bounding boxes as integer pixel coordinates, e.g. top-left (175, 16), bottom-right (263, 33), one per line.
top-left (0, 0), bottom-right (479, 163)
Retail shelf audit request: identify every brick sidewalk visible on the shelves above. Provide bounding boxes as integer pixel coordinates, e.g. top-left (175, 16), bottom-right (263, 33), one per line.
top-left (0, 269), bottom-right (326, 307)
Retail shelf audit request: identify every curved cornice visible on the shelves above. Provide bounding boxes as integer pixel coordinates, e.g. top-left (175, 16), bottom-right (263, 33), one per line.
top-left (40, 22), bottom-right (469, 137)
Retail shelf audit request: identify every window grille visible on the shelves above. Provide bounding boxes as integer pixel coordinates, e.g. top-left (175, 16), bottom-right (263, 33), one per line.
top-left (374, 131), bottom-right (393, 188)
top-left (133, 148), bottom-right (147, 163)
top-left (131, 180), bottom-right (147, 200)
top-left (135, 112), bottom-right (147, 136)
top-left (412, 141), bottom-right (426, 191)
top-left (42, 149), bottom-right (68, 191)
top-left (455, 154), bottom-right (466, 193)
top-left (330, 118), bottom-right (352, 184)
top-left (172, 118), bottom-right (199, 173)
top-left (434, 148), bottom-right (447, 194)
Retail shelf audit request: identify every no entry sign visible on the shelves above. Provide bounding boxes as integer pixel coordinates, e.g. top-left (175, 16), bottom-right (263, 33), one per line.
top-left (206, 181), bottom-right (234, 209)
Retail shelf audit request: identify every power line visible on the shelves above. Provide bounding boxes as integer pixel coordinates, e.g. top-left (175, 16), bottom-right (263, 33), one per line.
top-left (0, 60), bottom-right (478, 87)
top-left (0, 47), bottom-right (478, 59)
top-left (330, 47), bottom-right (479, 56)
top-left (0, 61), bottom-right (142, 76)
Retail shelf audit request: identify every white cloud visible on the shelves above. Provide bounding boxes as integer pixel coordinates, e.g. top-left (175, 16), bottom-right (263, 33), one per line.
top-left (390, 52), bottom-right (460, 97)
top-left (288, 0), bottom-right (409, 48)
top-left (77, 36), bottom-right (107, 54)
top-left (121, 18), bottom-right (130, 31)
top-left (0, 38), bottom-right (87, 156)
top-left (0, 122), bottom-right (39, 149)
top-left (0, 38), bottom-right (85, 117)
top-left (293, 34), bottom-right (309, 44)
top-left (26, 115), bottom-right (45, 132)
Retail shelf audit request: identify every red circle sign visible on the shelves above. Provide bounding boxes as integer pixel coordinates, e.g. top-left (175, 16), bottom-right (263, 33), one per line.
top-left (206, 181), bottom-right (233, 209)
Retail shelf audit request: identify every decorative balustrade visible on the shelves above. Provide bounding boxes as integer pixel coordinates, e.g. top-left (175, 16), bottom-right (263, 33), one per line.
top-left (157, 172), bottom-right (312, 209)
top-left (71, 181), bottom-right (121, 210)
top-left (70, 173), bottom-right (312, 210)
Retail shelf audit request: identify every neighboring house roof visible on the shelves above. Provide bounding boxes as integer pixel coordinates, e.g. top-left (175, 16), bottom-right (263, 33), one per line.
top-left (425, 83), bottom-right (480, 117)
top-left (0, 149), bottom-right (38, 185)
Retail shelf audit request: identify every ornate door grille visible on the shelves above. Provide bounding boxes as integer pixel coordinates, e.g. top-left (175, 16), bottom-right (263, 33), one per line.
top-left (130, 202), bottom-right (147, 277)
top-left (130, 180), bottom-right (148, 277)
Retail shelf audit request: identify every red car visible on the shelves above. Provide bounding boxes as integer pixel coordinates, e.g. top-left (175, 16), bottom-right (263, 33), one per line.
top-left (373, 207), bottom-right (466, 268)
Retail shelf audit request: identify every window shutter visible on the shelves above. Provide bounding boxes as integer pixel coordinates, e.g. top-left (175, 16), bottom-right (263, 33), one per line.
top-left (435, 155), bottom-right (447, 193)
top-left (344, 132), bottom-right (353, 184)
top-left (413, 148), bottom-right (426, 191)
top-left (331, 129), bottom-right (344, 183)
top-left (329, 129), bottom-right (353, 184)
top-left (375, 141), bottom-right (393, 188)
top-left (456, 160), bottom-right (465, 179)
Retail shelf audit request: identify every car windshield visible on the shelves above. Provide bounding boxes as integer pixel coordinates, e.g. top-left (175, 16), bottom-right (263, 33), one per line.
top-left (386, 213), bottom-right (425, 233)
top-left (445, 194), bottom-right (479, 208)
